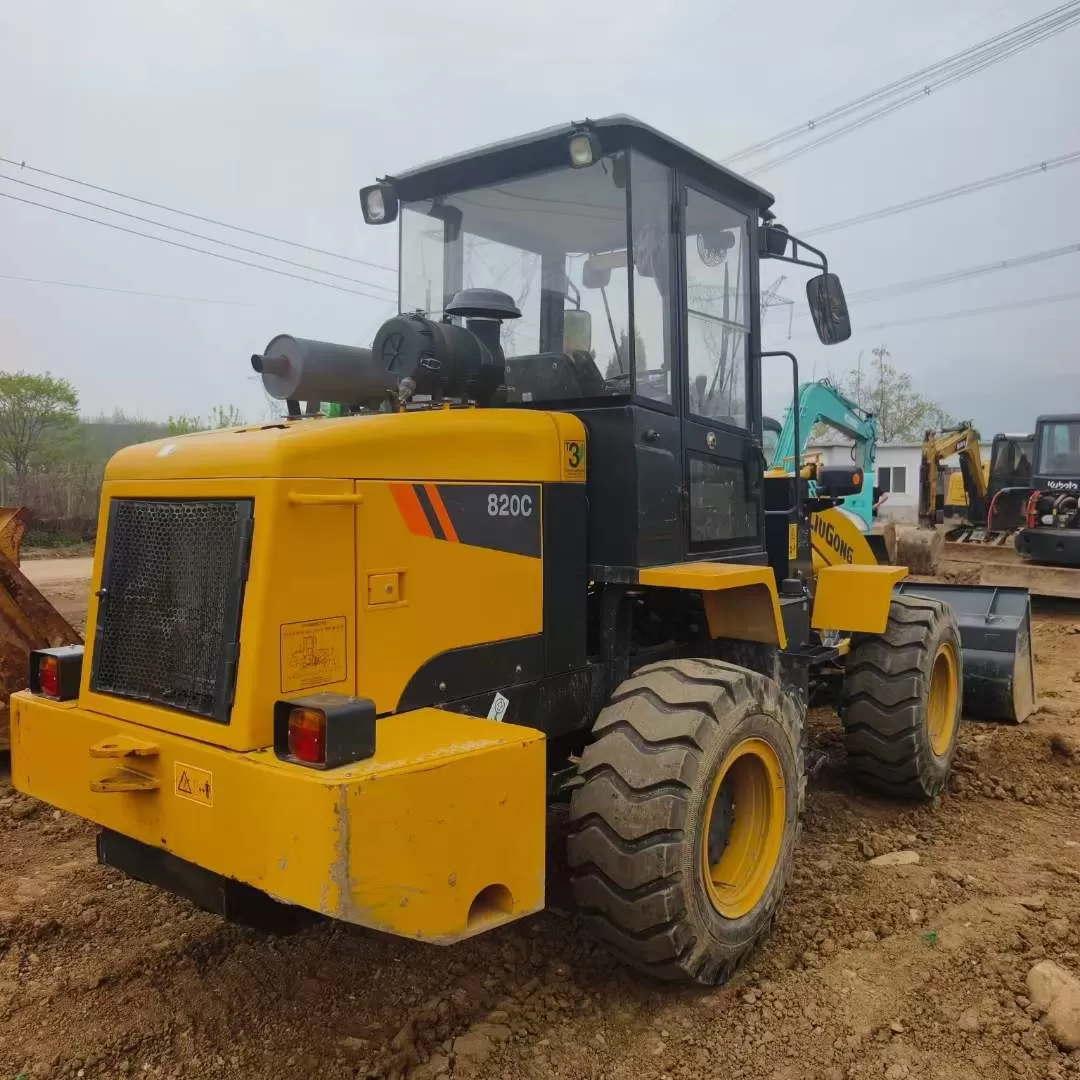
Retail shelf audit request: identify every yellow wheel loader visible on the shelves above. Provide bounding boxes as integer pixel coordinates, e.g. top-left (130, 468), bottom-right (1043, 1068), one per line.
top-left (8, 118), bottom-right (1029, 983)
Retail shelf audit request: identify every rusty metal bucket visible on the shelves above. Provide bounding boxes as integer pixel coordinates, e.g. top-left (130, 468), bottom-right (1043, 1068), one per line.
top-left (0, 508), bottom-right (82, 750)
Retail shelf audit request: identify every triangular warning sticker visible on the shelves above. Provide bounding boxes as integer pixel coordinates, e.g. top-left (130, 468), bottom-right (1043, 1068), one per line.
top-left (177, 770), bottom-right (193, 794)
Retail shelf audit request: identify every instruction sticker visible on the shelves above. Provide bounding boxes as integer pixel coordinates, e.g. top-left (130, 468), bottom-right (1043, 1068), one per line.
top-left (562, 439), bottom-right (586, 481)
top-left (174, 762), bottom-right (213, 807)
top-left (280, 616), bottom-right (347, 693)
top-left (487, 691), bottom-right (510, 722)
top-left (788, 523), bottom-right (798, 561)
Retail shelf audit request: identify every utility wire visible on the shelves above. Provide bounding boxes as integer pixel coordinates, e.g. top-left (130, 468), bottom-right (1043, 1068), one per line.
top-left (727, 1), bottom-right (1080, 173)
top-left (0, 172), bottom-right (396, 294)
top-left (747, 10), bottom-right (1080, 176)
top-left (0, 272), bottom-right (261, 307)
top-left (0, 190), bottom-right (397, 303)
top-left (853, 288), bottom-right (1080, 332)
top-left (785, 289), bottom-right (1080, 340)
top-left (0, 154), bottom-right (396, 273)
top-left (847, 240), bottom-right (1080, 303)
top-left (801, 149), bottom-right (1080, 237)
top-left (727, 0), bottom-right (1080, 164)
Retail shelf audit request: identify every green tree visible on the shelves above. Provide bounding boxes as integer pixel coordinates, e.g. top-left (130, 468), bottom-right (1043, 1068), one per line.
top-left (0, 370), bottom-right (80, 476)
top-left (836, 346), bottom-right (952, 442)
top-left (167, 404), bottom-right (244, 435)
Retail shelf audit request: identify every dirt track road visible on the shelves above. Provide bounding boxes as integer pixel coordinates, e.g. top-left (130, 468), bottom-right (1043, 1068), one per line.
top-left (21, 557), bottom-right (94, 631)
top-left (3, 564), bottom-right (1080, 1080)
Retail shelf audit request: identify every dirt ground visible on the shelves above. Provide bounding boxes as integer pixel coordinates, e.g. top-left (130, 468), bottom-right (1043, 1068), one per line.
top-left (3, 563), bottom-right (1080, 1080)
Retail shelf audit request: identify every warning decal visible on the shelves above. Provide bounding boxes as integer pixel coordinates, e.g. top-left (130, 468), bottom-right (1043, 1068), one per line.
top-left (280, 616), bottom-right (347, 693)
top-left (174, 761), bottom-right (213, 807)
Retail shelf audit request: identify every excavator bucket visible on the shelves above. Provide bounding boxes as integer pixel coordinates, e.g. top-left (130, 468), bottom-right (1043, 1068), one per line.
top-left (891, 524), bottom-right (944, 575)
top-left (0, 547), bottom-right (82, 751)
top-left (895, 580), bottom-right (1035, 724)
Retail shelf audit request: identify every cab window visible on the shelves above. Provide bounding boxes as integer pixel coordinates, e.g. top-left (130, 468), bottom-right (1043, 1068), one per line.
top-left (684, 188), bottom-right (750, 428)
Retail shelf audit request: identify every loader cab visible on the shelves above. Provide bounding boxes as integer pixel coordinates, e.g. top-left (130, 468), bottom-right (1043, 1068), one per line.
top-left (364, 117), bottom-right (850, 576)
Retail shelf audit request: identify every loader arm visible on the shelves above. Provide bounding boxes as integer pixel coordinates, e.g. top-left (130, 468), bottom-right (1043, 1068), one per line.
top-left (772, 380), bottom-right (877, 532)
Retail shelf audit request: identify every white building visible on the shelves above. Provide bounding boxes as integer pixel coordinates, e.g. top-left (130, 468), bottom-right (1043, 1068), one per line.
top-left (807, 440), bottom-right (992, 525)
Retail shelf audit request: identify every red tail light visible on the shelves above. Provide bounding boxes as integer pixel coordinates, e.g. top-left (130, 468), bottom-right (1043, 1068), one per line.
top-left (37, 655), bottom-right (60, 698)
top-left (29, 646), bottom-right (83, 700)
top-left (273, 693), bottom-right (376, 770)
top-left (287, 707), bottom-right (326, 764)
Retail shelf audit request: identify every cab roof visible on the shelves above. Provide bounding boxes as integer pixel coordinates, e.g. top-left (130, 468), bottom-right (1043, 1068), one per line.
top-left (384, 115), bottom-right (776, 214)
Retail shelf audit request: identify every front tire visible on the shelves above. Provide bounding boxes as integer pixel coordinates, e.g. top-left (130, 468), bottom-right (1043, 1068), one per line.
top-left (566, 659), bottom-right (804, 984)
top-left (839, 593), bottom-right (962, 799)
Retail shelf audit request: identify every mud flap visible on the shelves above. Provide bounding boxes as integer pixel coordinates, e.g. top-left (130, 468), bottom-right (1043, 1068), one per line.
top-left (894, 581), bottom-right (1035, 723)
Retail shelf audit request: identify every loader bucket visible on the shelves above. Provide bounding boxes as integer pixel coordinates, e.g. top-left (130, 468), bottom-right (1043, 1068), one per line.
top-left (0, 506), bottom-right (28, 566)
top-left (894, 580), bottom-right (1035, 724)
top-left (0, 549), bottom-right (82, 751)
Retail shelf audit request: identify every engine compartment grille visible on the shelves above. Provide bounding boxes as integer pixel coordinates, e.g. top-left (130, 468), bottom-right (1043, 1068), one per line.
top-left (90, 498), bottom-right (253, 722)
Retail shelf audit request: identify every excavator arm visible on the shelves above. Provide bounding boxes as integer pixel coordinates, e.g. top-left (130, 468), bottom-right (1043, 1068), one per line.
top-left (771, 380), bottom-right (878, 532)
top-left (918, 424), bottom-right (987, 527)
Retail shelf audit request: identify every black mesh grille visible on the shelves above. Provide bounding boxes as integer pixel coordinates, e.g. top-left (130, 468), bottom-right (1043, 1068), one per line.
top-left (91, 498), bottom-right (253, 722)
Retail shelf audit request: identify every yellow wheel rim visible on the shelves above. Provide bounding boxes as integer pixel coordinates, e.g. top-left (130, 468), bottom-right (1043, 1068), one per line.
top-left (701, 737), bottom-right (786, 920)
top-left (927, 642), bottom-right (959, 757)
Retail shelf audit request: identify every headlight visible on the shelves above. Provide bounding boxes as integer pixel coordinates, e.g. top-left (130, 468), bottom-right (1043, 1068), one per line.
top-left (568, 132), bottom-right (600, 168)
top-left (359, 182), bottom-right (399, 225)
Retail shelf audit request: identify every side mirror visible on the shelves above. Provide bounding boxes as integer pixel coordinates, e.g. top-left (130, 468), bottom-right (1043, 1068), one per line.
top-left (583, 251), bottom-right (626, 289)
top-left (806, 273), bottom-right (851, 345)
top-left (816, 465), bottom-right (864, 497)
top-left (582, 261), bottom-right (611, 290)
top-left (563, 310), bottom-right (593, 354)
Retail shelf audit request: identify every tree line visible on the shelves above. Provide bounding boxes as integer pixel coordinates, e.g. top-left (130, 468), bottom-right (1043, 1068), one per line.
top-left (0, 370), bottom-right (246, 543)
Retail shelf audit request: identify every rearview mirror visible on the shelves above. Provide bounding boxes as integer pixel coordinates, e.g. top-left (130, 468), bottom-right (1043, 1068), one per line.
top-left (816, 465), bottom-right (864, 497)
top-left (806, 273), bottom-right (851, 345)
top-left (563, 310), bottom-right (593, 354)
top-left (582, 250), bottom-right (627, 289)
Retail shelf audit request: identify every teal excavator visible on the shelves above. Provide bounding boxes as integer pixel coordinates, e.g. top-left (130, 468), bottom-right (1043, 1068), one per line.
top-left (769, 379), bottom-right (877, 535)
top-left (766, 380), bottom-right (1033, 724)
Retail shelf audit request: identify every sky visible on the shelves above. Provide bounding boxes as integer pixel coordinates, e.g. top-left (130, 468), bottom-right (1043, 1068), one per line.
top-left (1, 0), bottom-right (1078, 432)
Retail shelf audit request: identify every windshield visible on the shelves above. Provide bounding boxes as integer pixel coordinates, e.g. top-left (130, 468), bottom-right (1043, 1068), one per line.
top-left (1036, 421), bottom-right (1080, 477)
top-left (990, 436), bottom-right (1034, 480)
top-left (400, 156), bottom-right (673, 405)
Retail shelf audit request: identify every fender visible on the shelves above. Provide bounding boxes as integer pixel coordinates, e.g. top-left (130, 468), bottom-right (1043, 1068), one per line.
top-left (809, 507), bottom-right (879, 570)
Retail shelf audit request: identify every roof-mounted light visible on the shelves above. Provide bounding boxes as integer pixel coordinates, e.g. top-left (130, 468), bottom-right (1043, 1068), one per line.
top-left (568, 132), bottom-right (601, 168)
top-left (359, 182), bottom-right (398, 225)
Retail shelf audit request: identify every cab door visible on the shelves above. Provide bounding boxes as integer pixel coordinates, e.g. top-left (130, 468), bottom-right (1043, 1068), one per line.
top-left (678, 182), bottom-right (764, 559)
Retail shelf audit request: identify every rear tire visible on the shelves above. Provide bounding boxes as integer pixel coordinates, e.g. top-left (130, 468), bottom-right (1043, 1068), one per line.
top-left (839, 594), bottom-right (962, 799)
top-left (567, 659), bottom-right (804, 984)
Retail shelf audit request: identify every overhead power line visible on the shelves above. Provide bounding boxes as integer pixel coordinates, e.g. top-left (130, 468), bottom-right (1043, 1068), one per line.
top-left (0, 154), bottom-right (397, 273)
top-left (853, 289), bottom-right (1080, 332)
top-left (847, 240), bottom-right (1080, 303)
top-left (801, 149), bottom-right (1080, 237)
top-left (726, 0), bottom-right (1080, 175)
top-left (786, 288), bottom-right (1080, 341)
top-left (0, 172), bottom-right (396, 295)
top-left (0, 272), bottom-right (262, 307)
top-left (0, 190), bottom-right (397, 303)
